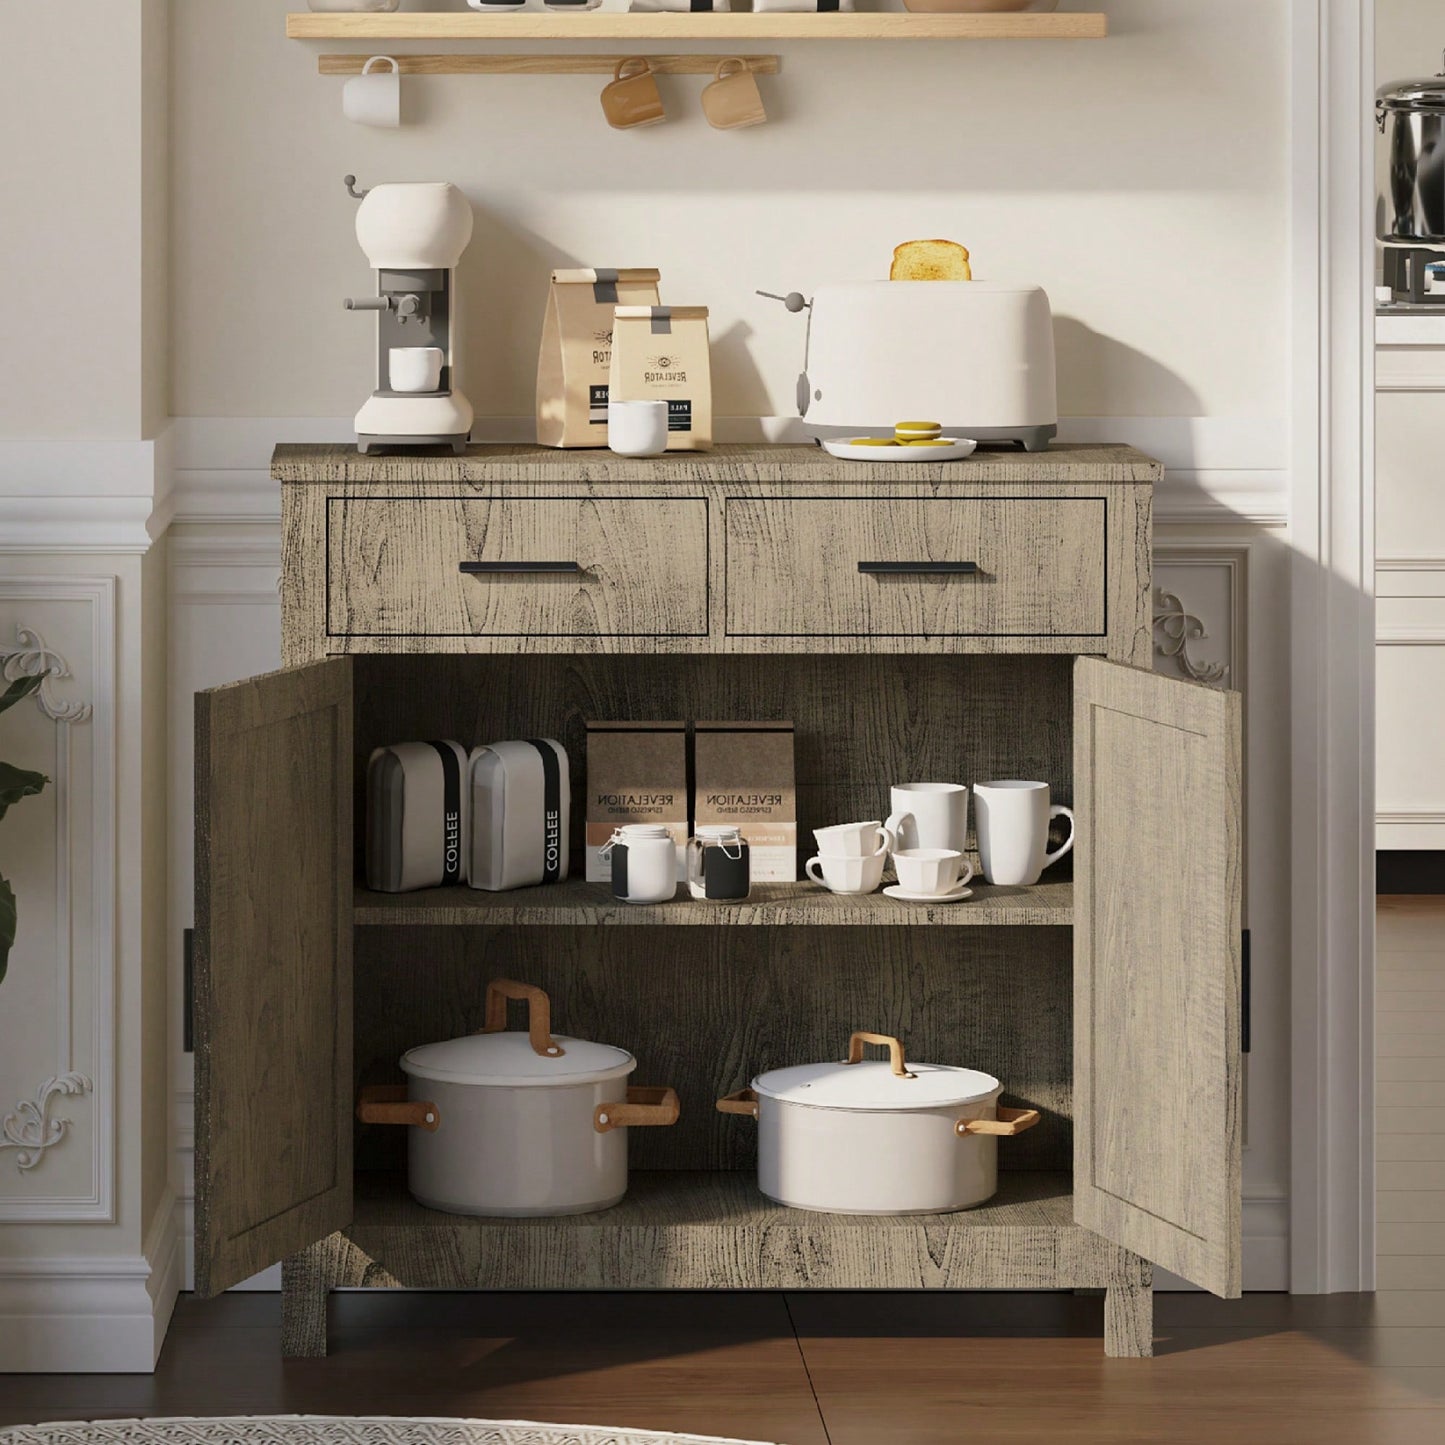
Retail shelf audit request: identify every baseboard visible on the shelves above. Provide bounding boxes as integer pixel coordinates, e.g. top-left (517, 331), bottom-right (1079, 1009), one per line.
top-left (1154, 1195), bottom-right (1289, 1291)
top-left (0, 1190), bottom-right (182, 1373)
top-left (1377, 849), bottom-right (1445, 894)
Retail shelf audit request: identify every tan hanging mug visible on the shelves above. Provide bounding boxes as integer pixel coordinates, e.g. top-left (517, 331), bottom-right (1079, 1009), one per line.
top-left (701, 57), bottom-right (767, 131)
top-left (601, 58), bottom-right (666, 130)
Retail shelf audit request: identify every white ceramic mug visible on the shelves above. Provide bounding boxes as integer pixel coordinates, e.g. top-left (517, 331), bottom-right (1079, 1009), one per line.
top-left (812, 820), bottom-right (893, 859)
top-left (607, 399), bottom-right (669, 457)
top-left (806, 851), bottom-right (887, 895)
top-left (343, 56), bottom-right (401, 129)
top-left (892, 848), bottom-right (973, 897)
top-left (885, 783), bottom-right (968, 855)
top-left (389, 347), bottom-right (444, 394)
top-left (973, 781), bottom-right (1075, 887)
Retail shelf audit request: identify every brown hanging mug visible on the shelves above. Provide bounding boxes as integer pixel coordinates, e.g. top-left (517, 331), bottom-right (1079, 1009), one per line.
top-left (601, 58), bottom-right (666, 130)
top-left (701, 57), bottom-right (767, 131)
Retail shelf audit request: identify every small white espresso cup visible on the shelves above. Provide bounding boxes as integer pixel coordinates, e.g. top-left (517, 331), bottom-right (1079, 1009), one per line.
top-left (806, 851), bottom-right (887, 896)
top-left (812, 820), bottom-right (893, 859)
top-left (389, 347), bottom-right (444, 394)
top-left (892, 847), bottom-right (973, 896)
top-left (343, 56), bottom-right (401, 129)
top-left (973, 780), bottom-right (1075, 887)
top-left (885, 782), bottom-right (968, 854)
top-left (608, 399), bottom-right (670, 457)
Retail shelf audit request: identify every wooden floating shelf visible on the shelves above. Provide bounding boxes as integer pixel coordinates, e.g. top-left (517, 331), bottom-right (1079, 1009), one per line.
top-left (354, 876), bottom-right (1074, 927)
top-left (287, 13), bottom-right (1108, 42)
top-left (320, 53), bottom-right (780, 75)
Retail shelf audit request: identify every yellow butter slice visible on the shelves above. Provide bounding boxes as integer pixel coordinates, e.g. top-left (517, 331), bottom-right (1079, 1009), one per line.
top-left (849, 437), bottom-right (900, 446)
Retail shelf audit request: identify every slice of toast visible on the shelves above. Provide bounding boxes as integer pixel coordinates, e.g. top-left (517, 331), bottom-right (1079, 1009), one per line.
top-left (890, 239), bottom-right (973, 281)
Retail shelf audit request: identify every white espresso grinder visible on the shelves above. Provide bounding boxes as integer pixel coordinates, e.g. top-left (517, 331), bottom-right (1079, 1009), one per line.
top-left (344, 176), bottom-right (475, 454)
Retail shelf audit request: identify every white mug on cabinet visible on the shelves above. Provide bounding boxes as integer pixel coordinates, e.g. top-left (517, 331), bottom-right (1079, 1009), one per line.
top-left (973, 780), bottom-right (1074, 887)
top-left (885, 782), bottom-right (968, 855)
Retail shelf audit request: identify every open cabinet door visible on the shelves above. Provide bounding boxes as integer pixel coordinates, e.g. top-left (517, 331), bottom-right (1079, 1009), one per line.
top-left (194, 660), bottom-right (353, 1297)
top-left (1074, 657), bottom-right (1243, 1297)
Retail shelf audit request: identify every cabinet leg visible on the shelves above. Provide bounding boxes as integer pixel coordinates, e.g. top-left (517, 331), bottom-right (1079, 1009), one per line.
top-left (281, 1240), bottom-right (333, 1358)
top-left (1104, 1261), bottom-right (1154, 1358)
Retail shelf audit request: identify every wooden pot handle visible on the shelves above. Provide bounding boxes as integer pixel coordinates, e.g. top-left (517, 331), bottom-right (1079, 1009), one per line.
top-left (356, 1084), bottom-right (441, 1133)
top-left (716, 1087), bottom-right (760, 1119)
top-left (846, 1031), bottom-right (913, 1078)
top-left (956, 1105), bottom-right (1041, 1138)
top-left (480, 978), bottom-right (565, 1058)
top-left (594, 1085), bottom-right (681, 1134)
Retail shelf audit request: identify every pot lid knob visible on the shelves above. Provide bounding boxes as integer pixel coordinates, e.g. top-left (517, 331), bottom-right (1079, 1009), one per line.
top-left (478, 978), bottom-right (565, 1058)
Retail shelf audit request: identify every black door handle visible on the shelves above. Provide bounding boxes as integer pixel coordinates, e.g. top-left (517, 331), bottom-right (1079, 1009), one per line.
top-left (459, 561), bottom-right (583, 575)
top-left (857, 561), bottom-right (979, 576)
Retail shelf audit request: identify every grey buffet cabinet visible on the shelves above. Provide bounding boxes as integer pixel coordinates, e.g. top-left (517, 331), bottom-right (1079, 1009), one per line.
top-left (193, 442), bottom-right (1241, 1359)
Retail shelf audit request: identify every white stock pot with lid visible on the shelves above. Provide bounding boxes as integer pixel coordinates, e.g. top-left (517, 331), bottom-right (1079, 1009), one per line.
top-left (358, 978), bottom-right (680, 1216)
top-left (717, 1030), bottom-right (1039, 1214)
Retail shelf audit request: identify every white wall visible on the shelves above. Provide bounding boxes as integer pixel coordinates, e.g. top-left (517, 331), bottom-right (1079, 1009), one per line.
top-left (171, 0), bottom-right (1289, 428)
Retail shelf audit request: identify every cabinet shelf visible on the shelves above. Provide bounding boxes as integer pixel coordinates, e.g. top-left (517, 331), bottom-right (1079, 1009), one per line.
top-left (344, 1169), bottom-right (1130, 1291)
top-left (287, 13), bottom-right (1108, 42)
top-left (354, 876), bottom-right (1074, 927)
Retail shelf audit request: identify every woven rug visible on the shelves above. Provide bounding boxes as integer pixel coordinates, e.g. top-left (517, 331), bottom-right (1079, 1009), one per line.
top-left (0, 1420), bottom-right (777, 1445)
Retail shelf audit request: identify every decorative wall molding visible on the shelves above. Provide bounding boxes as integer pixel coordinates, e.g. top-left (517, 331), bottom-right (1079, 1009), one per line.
top-left (2, 626), bottom-right (94, 722)
top-left (0, 577), bottom-right (116, 1222)
top-left (1288, 0), bottom-right (1375, 1296)
top-left (164, 414), bottom-right (1291, 527)
top-left (1377, 555), bottom-right (1445, 572)
top-left (0, 427), bottom-right (172, 553)
top-left (1377, 628), bottom-right (1445, 645)
top-left (0, 1073), bottom-right (93, 1172)
top-left (1377, 810), bottom-right (1445, 825)
top-left (1153, 591), bottom-right (1228, 684)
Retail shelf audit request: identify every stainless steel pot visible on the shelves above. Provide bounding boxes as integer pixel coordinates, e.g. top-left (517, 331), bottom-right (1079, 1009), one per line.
top-left (1379, 59), bottom-right (1445, 242)
top-left (358, 979), bottom-right (679, 1217)
top-left (717, 1030), bottom-right (1039, 1215)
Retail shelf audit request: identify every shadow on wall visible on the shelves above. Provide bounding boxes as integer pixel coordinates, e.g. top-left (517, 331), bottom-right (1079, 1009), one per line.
top-left (1054, 317), bottom-right (1204, 419)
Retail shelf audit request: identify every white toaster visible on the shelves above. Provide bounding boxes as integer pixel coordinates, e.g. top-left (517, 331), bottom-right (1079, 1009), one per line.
top-left (767, 280), bottom-right (1059, 452)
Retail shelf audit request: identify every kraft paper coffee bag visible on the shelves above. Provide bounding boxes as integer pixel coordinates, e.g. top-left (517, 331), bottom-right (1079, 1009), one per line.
top-left (585, 721), bottom-right (688, 882)
top-left (693, 721), bottom-right (796, 881)
top-left (609, 306), bottom-right (713, 452)
top-left (537, 268), bottom-right (661, 448)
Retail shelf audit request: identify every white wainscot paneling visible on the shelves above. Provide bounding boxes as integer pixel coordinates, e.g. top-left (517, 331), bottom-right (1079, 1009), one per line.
top-left (1376, 391), bottom-right (1445, 562)
top-left (168, 529), bottom-right (282, 1289)
top-left (0, 581), bottom-right (116, 1221)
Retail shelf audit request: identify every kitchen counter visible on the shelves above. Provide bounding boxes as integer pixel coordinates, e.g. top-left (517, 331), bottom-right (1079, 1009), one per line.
top-left (272, 440), bottom-right (1161, 485)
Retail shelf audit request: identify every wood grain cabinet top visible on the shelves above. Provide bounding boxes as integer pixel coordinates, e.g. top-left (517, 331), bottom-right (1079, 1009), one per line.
top-left (276, 442), bottom-right (1158, 665)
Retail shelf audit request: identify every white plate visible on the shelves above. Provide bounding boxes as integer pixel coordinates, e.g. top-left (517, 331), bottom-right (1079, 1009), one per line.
top-left (821, 438), bottom-right (979, 463)
top-left (883, 884), bottom-right (974, 904)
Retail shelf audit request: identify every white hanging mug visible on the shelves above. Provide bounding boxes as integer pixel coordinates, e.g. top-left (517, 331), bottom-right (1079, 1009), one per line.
top-left (343, 56), bottom-right (402, 129)
top-left (973, 781), bottom-right (1075, 887)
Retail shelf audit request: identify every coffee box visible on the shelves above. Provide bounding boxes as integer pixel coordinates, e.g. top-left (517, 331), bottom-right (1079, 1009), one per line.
top-left (537, 268), bottom-right (661, 448)
top-left (693, 721), bottom-right (797, 882)
top-left (609, 305), bottom-right (713, 451)
top-left (585, 721), bottom-right (689, 882)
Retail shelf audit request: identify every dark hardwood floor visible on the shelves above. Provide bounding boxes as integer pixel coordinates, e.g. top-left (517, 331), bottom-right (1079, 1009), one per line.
top-left (2, 1289), bottom-right (1444, 1445)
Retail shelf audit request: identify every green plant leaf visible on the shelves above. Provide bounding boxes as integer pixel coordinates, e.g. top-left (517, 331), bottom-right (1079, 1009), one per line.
top-left (0, 673), bottom-right (44, 718)
top-left (0, 761), bottom-right (48, 823)
top-left (0, 873), bottom-right (14, 988)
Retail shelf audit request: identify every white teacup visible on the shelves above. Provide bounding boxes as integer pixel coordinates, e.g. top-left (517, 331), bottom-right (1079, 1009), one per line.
top-left (389, 347), bottom-right (444, 394)
top-left (892, 848), bottom-right (973, 897)
top-left (343, 56), bottom-right (401, 129)
top-left (806, 851), bottom-right (887, 896)
top-left (607, 399), bottom-right (669, 457)
top-left (812, 820), bottom-right (893, 859)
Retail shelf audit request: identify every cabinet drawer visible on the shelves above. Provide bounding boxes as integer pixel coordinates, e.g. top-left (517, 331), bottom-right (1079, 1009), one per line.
top-left (327, 496), bottom-right (708, 639)
top-left (725, 497), bottom-right (1107, 638)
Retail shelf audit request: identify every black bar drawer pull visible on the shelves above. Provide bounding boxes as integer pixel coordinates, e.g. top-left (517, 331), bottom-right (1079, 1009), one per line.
top-left (857, 561), bottom-right (979, 576)
top-left (460, 561), bottom-right (583, 575)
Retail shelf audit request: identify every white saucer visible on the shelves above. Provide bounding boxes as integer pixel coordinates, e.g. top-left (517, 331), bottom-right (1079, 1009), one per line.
top-left (821, 438), bottom-right (978, 463)
top-left (883, 884), bottom-right (974, 904)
